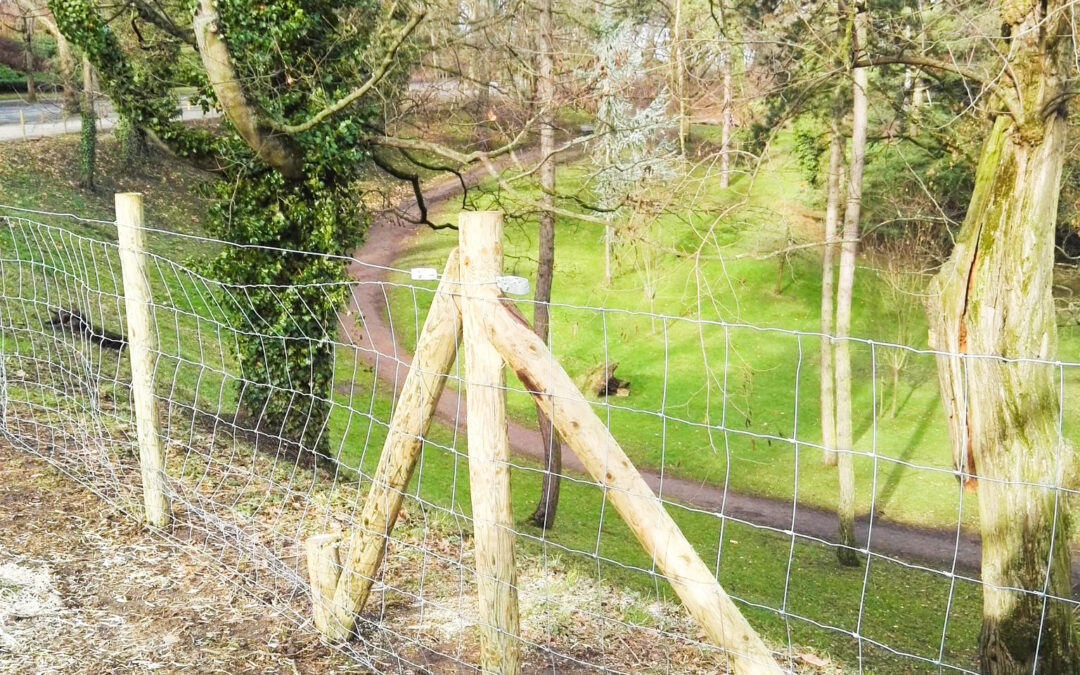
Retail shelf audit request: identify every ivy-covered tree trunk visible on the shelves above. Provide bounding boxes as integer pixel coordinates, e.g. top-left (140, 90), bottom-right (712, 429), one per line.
top-left (208, 173), bottom-right (361, 465)
top-left (116, 114), bottom-right (147, 166)
top-left (78, 57), bottom-right (96, 190)
top-left (927, 2), bottom-right (1078, 671)
top-left (50, 0), bottom-right (408, 471)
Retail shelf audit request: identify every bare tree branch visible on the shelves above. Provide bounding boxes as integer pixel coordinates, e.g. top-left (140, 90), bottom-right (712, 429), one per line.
top-left (857, 53), bottom-right (1024, 121)
top-left (132, 0), bottom-right (195, 46)
top-left (267, 13), bottom-right (424, 135)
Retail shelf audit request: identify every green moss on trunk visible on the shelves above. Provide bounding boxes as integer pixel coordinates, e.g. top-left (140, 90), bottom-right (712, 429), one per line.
top-left (928, 104), bottom-right (1079, 675)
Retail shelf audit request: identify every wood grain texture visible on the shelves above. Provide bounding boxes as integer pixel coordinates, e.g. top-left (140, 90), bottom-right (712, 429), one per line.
top-left (460, 212), bottom-right (520, 674)
top-left (115, 192), bottom-right (171, 528)
top-left (484, 293), bottom-right (782, 675)
top-left (328, 250), bottom-right (463, 639)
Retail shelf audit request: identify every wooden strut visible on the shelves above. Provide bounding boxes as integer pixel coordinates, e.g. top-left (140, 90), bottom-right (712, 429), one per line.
top-left (459, 212), bottom-right (521, 674)
top-left (116, 192), bottom-right (171, 528)
top-left (480, 294), bottom-right (782, 675)
top-left (308, 249), bottom-right (463, 641)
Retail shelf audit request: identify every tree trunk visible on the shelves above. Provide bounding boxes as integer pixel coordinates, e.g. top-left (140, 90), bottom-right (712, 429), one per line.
top-left (833, 1), bottom-right (868, 568)
top-left (908, 0), bottom-right (927, 137)
top-left (55, 32), bottom-right (77, 113)
top-left (720, 45), bottom-right (732, 187)
top-left (79, 57), bottom-right (96, 190)
top-left (889, 365), bottom-right (899, 419)
top-left (820, 123), bottom-right (843, 466)
top-left (23, 21), bottom-right (36, 104)
top-left (774, 247), bottom-right (786, 294)
top-left (529, 0), bottom-right (562, 530)
top-left (16, 4), bottom-right (75, 112)
top-left (928, 112), bottom-right (1078, 675)
top-left (193, 0), bottom-right (303, 178)
top-left (672, 0), bottom-right (688, 155)
top-left (603, 223), bottom-right (612, 285)
top-left (926, 2), bottom-right (1078, 670)
top-left (117, 113), bottom-right (148, 165)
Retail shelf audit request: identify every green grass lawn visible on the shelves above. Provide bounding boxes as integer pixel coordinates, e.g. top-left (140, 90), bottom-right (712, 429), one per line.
top-left (0, 132), bottom-right (1010, 673)
top-left (385, 126), bottom-right (1080, 538)
top-left (326, 342), bottom-right (984, 673)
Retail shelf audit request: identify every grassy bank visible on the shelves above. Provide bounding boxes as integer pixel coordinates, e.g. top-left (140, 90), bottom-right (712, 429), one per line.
top-left (0, 133), bottom-right (987, 672)
top-left (386, 126), bottom-right (1080, 537)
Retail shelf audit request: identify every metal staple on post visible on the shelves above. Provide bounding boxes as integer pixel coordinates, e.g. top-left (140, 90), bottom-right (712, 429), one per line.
top-left (115, 192), bottom-right (171, 528)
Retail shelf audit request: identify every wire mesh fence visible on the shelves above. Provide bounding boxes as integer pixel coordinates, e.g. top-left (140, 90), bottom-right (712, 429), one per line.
top-left (1, 201), bottom-right (1077, 674)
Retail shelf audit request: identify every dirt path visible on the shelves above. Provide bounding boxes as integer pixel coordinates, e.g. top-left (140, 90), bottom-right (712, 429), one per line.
top-left (344, 161), bottom-right (986, 575)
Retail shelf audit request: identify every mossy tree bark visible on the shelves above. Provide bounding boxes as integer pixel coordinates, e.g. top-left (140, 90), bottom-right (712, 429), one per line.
top-left (927, 2), bottom-right (1079, 671)
top-left (78, 57), bottom-right (96, 191)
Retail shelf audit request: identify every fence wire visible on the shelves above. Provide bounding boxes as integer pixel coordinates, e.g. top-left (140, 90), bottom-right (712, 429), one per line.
top-left (1, 207), bottom-right (1077, 674)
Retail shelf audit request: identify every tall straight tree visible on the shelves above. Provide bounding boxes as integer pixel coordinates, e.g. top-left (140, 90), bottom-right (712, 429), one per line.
top-left (528, 0), bottom-right (562, 529)
top-left (819, 102), bottom-right (844, 467)
top-left (20, 10), bottom-right (35, 102)
top-left (832, 0), bottom-right (867, 567)
top-left (719, 42), bottom-right (733, 187)
top-left (923, 1), bottom-right (1079, 670)
top-left (671, 0), bottom-right (688, 155)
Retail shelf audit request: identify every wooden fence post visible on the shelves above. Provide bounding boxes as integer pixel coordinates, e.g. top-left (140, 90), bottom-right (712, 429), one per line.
top-left (483, 298), bottom-right (783, 675)
top-left (326, 250), bottom-right (463, 639)
top-left (460, 211), bottom-right (520, 674)
top-left (306, 533), bottom-right (343, 635)
top-left (115, 192), bottom-right (171, 528)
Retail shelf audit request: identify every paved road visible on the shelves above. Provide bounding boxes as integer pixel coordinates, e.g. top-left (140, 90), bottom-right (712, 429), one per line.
top-left (0, 95), bottom-right (216, 141)
top-left (0, 95), bottom-right (84, 124)
top-left (0, 79), bottom-right (469, 142)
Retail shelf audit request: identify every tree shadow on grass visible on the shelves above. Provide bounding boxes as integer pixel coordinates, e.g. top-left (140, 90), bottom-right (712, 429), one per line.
top-left (872, 393), bottom-right (940, 511)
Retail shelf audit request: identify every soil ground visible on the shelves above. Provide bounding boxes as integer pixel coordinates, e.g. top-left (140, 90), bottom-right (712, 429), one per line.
top-left (0, 440), bottom-right (357, 674)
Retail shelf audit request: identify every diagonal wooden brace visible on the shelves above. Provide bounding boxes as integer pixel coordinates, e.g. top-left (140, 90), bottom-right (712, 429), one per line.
top-left (306, 249), bottom-right (462, 641)
top-left (481, 294), bottom-right (783, 675)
